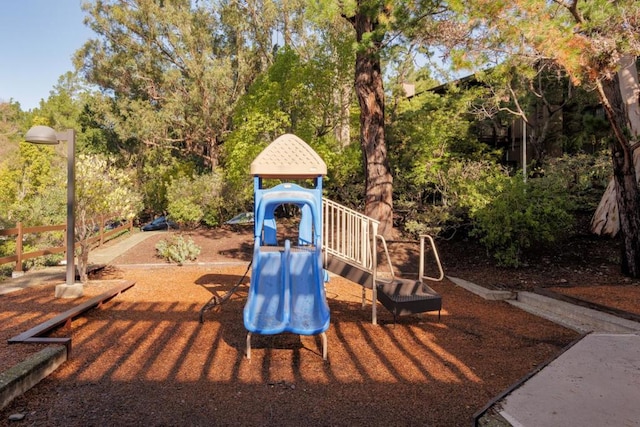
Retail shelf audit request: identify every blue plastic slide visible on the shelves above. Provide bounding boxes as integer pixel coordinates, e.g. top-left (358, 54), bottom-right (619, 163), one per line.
top-left (243, 188), bottom-right (330, 337)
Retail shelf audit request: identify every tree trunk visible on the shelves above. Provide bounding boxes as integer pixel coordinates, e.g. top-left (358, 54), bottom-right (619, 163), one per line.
top-left (591, 56), bottom-right (640, 237)
top-left (78, 241), bottom-right (90, 284)
top-left (348, 7), bottom-right (394, 237)
top-left (334, 82), bottom-right (352, 147)
top-left (596, 72), bottom-right (640, 277)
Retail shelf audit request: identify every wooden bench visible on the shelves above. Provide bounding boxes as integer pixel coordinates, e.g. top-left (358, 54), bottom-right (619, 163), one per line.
top-left (8, 281), bottom-right (135, 356)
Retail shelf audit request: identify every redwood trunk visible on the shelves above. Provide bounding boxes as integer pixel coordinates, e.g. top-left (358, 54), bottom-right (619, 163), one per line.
top-left (349, 8), bottom-right (394, 237)
top-left (598, 77), bottom-right (640, 277)
top-left (591, 56), bottom-right (640, 236)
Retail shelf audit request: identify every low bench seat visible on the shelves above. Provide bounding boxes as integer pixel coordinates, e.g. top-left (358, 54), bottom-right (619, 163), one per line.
top-left (376, 278), bottom-right (442, 322)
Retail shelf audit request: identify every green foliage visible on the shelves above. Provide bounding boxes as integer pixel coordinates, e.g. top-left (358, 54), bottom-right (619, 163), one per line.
top-left (35, 72), bottom-right (85, 134)
top-left (0, 263), bottom-right (13, 280)
top-left (168, 199), bottom-right (204, 228)
top-left (388, 85), bottom-right (508, 236)
top-left (77, 0), bottom-right (261, 169)
top-left (138, 147), bottom-right (200, 216)
top-left (166, 171), bottom-right (224, 228)
top-left (74, 154), bottom-right (143, 281)
top-left (322, 141), bottom-right (364, 208)
top-left (536, 152), bottom-right (611, 211)
top-left (17, 142), bottom-right (62, 209)
top-left (398, 158), bottom-right (510, 239)
top-left (0, 130), bottom-right (66, 226)
top-left (0, 240), bottom-right (16, 260)
top-left (75, 154), bottom-right (143, 226)
top-left (222, 113), bottom-right (287, 213)
top-left (223, 44), bottom-right (354, 213)
top-left (155, 234), bottom-right (201, 265)
top-left (471, 174), bottom-right (575, 267)
top-left (22, 247), bottom-right (63, 270)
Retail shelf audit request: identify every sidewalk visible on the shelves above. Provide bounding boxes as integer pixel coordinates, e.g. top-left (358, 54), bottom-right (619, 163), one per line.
top-left (476, 332), bottom-right (640, 426)
top-left (449, 276), bottom-right (640, 426)
top-left (0, 230), bottom-right (159, 295)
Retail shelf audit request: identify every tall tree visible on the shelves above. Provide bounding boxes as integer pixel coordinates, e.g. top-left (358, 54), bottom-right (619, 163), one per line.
top-left (473, 61), bottom-right (573, 167)
top-left (74, 154), bottom-right (143, 282)
top-left (591, 56), bottom-right (640, 236)
top-left (337, 0), bottom-right (449, 236)
top-left (459, 0), bottom-right (640, 276)
top-left (342, 3), bottom-right (394, 236)
top-left (76, 0), bottom-right (261, 169)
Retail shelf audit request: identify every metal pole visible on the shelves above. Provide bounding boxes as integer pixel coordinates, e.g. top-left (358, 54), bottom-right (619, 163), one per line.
top-left (371, 221), bottom-right (378, 326)
top-left (522, 118), bottom-right (527, 183)
top-left (64, 129), bottom-right (76, 286)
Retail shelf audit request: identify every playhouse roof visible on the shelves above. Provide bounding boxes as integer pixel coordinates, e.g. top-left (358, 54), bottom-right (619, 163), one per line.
top-left (250, 134), bottom-right (327, 178)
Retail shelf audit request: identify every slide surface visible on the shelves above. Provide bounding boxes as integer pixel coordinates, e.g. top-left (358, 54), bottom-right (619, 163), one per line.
top-left (288, 249), bottom-right (330, 335)
top-left (243, 241), bottom-right (330, 336)
top-left (243, 248), bottom-right (288, 334)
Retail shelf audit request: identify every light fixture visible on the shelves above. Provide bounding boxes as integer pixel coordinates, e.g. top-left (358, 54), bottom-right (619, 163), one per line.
top-left (25, 125), bottom-right (81, 298)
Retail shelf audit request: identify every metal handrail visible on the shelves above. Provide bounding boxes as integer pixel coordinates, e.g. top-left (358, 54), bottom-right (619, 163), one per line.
top-left (375, 234), bottom-right (395, 284)
top-left (322, 198), bottom-right (444, 326)
top-left (419, 234), bottom-right (445, 282)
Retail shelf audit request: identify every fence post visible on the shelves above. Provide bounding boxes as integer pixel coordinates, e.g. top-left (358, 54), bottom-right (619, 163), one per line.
top-left (99, 214), bottom-right (105, 246)
top-left (12, 222), bottom-right (25, 278)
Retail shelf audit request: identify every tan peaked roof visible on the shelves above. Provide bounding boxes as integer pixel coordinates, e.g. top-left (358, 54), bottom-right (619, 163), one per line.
top-left (250, 134), bottom-right (327, 178)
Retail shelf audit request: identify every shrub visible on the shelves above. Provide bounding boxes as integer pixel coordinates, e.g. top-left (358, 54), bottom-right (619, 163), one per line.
top-left (470, 174), bottom-right (574, 267)
top-left (537, 151), bottom-right (611, 211)
top-left (0, 263), bottom-right (14, 280)
top-left (399, 159), bottom-right (510, 240)
top-left (24, 253), bottom-right (64, 270)
top-left (166, 171), bottom-right (224, 228)
top-left (155, 235), bottom-right (201, 265)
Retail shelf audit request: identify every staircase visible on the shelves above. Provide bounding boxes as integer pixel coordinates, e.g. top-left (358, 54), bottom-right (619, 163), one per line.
top-left (322, 198), bottom-right (444, 324)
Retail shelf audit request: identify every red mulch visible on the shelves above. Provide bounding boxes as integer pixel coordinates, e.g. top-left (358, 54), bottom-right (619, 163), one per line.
top-left (1, 225), bottom-right (637, 425)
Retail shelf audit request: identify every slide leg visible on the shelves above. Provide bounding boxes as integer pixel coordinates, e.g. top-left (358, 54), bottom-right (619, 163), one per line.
top-left (246, 332), bottom-right (252, 360)
top-left (321, 332), bottom-right (327, 361)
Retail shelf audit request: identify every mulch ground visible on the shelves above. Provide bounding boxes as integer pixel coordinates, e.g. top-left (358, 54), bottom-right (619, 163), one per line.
top-left (0, 265), bottom-right (579, 426)
top-left (0, 226), bottom-right (638, 426)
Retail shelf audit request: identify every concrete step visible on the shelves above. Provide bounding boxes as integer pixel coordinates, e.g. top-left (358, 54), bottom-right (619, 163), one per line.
top-left (510, 291), bottom-right (640, 334)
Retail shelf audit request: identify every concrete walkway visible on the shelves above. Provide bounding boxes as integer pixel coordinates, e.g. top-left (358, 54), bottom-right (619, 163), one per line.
top-left (448, 277), bottom-right (640, 427)
top-left (477, 333), bottom-right (640, 427)
top-left (0, 230), bottom-right (160, 296)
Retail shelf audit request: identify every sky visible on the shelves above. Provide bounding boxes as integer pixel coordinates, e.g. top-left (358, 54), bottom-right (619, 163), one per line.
top-left (0, 0), bottom-right (94, 111)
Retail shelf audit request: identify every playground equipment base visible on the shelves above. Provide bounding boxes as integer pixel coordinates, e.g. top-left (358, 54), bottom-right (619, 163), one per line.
top-left (246, 331), bottom-right (328, 361)
top-left (376, 279), bottom-right (442, 322)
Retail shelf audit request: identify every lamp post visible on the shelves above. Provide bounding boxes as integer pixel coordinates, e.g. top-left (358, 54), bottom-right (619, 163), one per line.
top-left (24, 125), bottom-right (82, 298)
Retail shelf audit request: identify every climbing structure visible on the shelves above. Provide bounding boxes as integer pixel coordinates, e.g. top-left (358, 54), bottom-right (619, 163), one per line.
top-left (243, 134), bottom-right (330, 360)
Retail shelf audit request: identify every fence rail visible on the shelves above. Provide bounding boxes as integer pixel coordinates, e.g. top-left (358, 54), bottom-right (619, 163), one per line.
top-left (0, 216), bottom-right (133, 276)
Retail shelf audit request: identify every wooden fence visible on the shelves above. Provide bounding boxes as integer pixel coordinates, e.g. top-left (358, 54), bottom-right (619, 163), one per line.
top-left (0, 216), bottom-right (133, 276)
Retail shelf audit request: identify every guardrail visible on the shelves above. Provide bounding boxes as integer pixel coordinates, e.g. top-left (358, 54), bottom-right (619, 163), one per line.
top-left (322, 197), bottom-right (379, 271)
top-left (0, 216), bottom-right (133, 277)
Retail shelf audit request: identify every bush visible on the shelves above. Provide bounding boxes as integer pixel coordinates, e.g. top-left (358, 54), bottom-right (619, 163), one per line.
top-left (24, 253), bottom-right (64, 270)
top-left (537, 151), bottom-right (611, 211)
top-left (166, 171), bottom-right (224, 228)
top-left (0, 263), bottom-right (14, 280)
top-left (155, 235), bottom-right (201, 265)
top-left (471, 174), bottom-right (574, 267)
top-left (398, 159), bottom-right (510, 240)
